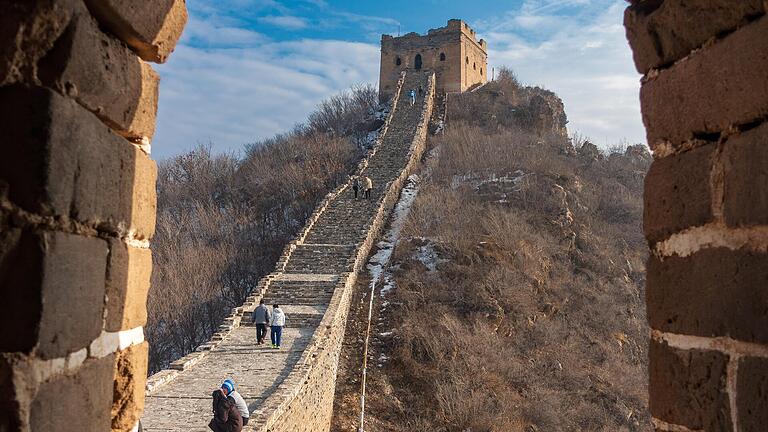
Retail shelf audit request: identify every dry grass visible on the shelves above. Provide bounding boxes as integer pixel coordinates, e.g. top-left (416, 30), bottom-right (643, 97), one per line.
top-left (147, 85), bottom-right (377, 372)
top-left (349, 83), bottom-right (652, 431)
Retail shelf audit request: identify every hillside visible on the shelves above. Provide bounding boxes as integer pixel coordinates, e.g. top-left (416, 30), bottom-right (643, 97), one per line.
top-left (146, 85), bottom-right (383, 372)
top-left (332, 71), bottom-right (652, 431)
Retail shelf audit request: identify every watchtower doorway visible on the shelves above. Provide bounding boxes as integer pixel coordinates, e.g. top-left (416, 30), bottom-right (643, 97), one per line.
top-left (414, 54), bottom-right (422, 70)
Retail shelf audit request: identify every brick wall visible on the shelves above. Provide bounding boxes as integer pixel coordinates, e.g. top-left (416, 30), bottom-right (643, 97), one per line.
top-left (0, 1), bottom-right (187, 431)
top-left (379, 20), bottom-right (487, 101)
top-left (625, 1), bottom-right (768, 431)
top-left (249, 73), bottom-right (435, 432)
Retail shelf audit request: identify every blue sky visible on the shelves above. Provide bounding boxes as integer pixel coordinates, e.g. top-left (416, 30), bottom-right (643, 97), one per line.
top-left (153, 0), bottom-right (644, 159)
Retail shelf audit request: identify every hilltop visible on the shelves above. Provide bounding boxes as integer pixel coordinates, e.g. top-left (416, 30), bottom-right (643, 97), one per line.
top-left (332, 70), bottom-right (652, 431)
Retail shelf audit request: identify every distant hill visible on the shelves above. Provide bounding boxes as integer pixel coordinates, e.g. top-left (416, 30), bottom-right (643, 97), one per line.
top-left (332, 70), bottom-right (652, 431)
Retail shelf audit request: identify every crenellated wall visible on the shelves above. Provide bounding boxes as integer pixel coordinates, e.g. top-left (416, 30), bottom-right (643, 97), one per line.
top-left (140, 72), bottom-right (435, 431)
top-left (250, 74), bottom-right (436, 432)
top-left (625, 1), bottom-right (768, 431)
top-left (0, 1), bottom-right (187, 431)
top-left (380, 20), bottom-right (487, 101)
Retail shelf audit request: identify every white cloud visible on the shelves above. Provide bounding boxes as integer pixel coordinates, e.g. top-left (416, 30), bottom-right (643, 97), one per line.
top-left (153, 39), bottom-right (379, 159)
top-left (480, 1), bottom-right (645, 147)
top-left (183, 17), bottom-right (265, 47)
top-left (154, 0), bottom-right (644, 158)
top-left (257, 15), bottom-right (309, 30)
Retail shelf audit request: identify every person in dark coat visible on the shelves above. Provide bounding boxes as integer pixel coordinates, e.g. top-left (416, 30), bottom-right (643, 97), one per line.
top-left (251, 299), bottom-right (271, 345)
top-left (352, 176), bottom-right (360, 199)
top-left (209, 389), bottom-right (243, 432)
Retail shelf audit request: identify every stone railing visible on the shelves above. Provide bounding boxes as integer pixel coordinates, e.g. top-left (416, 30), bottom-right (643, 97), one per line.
top-left (145, 71), bottom-right (435, 430)
top-left (246, 71), bottom-right (436, 432)
top-left (143, 73), bottom-right (413, 395)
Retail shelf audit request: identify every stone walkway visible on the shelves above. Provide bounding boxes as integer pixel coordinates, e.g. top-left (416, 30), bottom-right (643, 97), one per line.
top-left (141, 71), bottom-right (432, 431)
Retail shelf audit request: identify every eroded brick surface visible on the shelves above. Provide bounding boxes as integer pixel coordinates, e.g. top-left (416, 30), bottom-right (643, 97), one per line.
top-left (640, 15), bottom-right (768, 148)
top-left (723, 122), bottom-right (768, 227)
top-left (624, 0), bottom-right (765, 74)
top-left (38, 1), bottom-right (158, 140)
top-left (106, 239), bottom-right (153, 332)
top-left (0, 85), bottom-right (156, 238)
top-left (0, 355), bottom-right (21, 431)
top-left (649, 339), bottom-right (732, 431)
top-left (37, 232), bottom-right (108, 359)
top-left (30, 355), bottom-right (114, 431)
top-left (0, 0), bottom-right (74, 85)
top-left (647, 248), bottom-right (768, 343)
top-left (112, 343), bottom-right (149, 431)
top-left (83, 0), bottom-right (188, 63)
top-left (0, 230), bottom-right (107, 358)
top-left (737, 356), bottom-right (768, 432)
top-left (1, 0), bottom-right (169, 429)
top-left (0, 228), bottom-right (40, 353)
top-left (643, 144), bottom-right (714, 243)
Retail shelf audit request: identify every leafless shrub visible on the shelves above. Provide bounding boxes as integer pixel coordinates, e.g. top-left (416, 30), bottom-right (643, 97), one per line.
top-left (147, 86), bottom-right (374, 372)
top-left (305, 83), bottom-right (380, 147)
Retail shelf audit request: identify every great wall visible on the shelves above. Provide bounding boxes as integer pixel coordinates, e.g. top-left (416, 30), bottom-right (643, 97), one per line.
top-left (141, 71), bottom-right (435, 431)
top-left (0, 1), bottom-right (767, 431)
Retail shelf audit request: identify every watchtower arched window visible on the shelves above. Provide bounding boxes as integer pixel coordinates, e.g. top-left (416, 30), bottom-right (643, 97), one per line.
top-left (473, 62), bottom-right (477, 70)
top-left (466, 56), bottom-right (469, 65)
top-left (395, 57), bottom-right (402, 66)
top-left (415, 54), bottom-right (422, 70)
top-left (440, 53), bottom-right (446, 61)
top-left (480, 68), bottom-right (483, 76)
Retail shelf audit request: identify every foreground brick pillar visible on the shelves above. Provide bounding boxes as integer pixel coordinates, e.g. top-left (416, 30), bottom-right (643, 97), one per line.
top-left (625, 1), bottom-right (768, 431)
top-left (0, 1), bottom-right (186, 431)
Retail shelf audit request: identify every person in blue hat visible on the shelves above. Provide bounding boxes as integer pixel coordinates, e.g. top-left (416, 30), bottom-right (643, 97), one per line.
top-left (220, 379), bottom-right (249, 426)
top-left (208, 387), bottom-right (241, 432)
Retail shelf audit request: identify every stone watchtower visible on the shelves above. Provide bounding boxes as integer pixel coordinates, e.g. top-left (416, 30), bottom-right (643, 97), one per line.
top-left (379, 19), bottom-right (488, 101)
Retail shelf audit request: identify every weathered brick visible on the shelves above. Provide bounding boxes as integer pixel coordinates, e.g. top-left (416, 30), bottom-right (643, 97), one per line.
top-left (83, 0), bottom-right (188, 63)
top-left (722, 122), bottom-right (768, 227)
top-left (644, 144), bottom-right (714, 243)
top-left (43, 232), bottom-right (106, 359)
top-left (0, 355), bottom-right (21, 431)
top-left (0, 85), bottom-right (157, 238)
top-left (131, 152), bottom-right (158, 239)
top-left (0, 231), bottom-right (106, 358)
top-left (640, 15), bottom-right (768, 149)
top-left (737, 356), bottom-right (768, 432)
top-left (37, 2), bottom-right (158, 141)
top-left (30, 355), bottom-right (114, 431)
top-left (624, 0), bottom-right (765, 74)
top-left (0, 228), bottom-right (39, 353)
top-left (649, 339), bottom-right (731, 431)
top-left (112, 342), bottom-right (148, 431)
top-left (0, 0), bottom-right (74, 85)
top-left (105, 239), bottom-right (152, 332)
top-left (648, 248), bottom-right (768, 343)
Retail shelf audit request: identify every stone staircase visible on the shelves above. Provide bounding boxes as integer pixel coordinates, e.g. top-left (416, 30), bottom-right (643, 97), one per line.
top-left (141, 71), bottom-right (435, 432)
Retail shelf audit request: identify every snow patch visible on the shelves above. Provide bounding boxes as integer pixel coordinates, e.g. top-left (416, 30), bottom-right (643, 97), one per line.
top-left (415, 242), bottom-right (446, 272)
top-left (366, 175), bottom-right (421, 295)
top-left (450, 170), bottom-right (530, 191)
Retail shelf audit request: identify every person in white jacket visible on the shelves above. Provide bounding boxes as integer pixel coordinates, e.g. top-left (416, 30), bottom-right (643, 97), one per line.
top-left (221, 379), bottom-right (250, 426)
top-left (270, 305), bottom-right (286, 349)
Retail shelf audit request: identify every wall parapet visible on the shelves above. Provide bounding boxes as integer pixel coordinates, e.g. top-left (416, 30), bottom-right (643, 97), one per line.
top-left (626, 2), bottom-right (768, 431)
top-left (0, 1), bottom-right (187, 431)
top-left (247, 71), bottom-right (436, 432)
